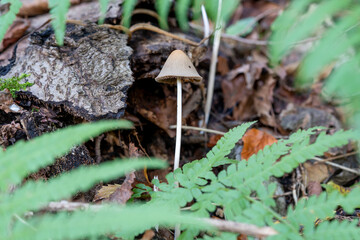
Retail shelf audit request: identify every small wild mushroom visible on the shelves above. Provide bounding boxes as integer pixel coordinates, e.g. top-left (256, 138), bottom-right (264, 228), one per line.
top-left (155, 50), bottom-right (202, 171)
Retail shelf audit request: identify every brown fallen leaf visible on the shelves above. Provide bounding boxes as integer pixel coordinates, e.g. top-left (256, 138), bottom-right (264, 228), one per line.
top-left (108, 171), bottom-right (136, 204)
top-left (0, 89), bottom-right (22, 113)
top-left (18, 0), bottom-right (80, 17)
top-left (141, 230), bottom-right (155, 240)
top-left (136, 85), bottom-right (176, 137)
top-left (303, 161), bottom-right (334, 187)
top-left (93, 184), bottom-right (121, 202)
top-left (254, 76), bottom-right (277, 127)
top-left (0, 18), bottom-right (30, 52)
top-left (241, 128), bottom-right (277, 160)
top-left (0, 121), bottom-right (22, 147)
top-left (207, 134), bottom-right (223, 148)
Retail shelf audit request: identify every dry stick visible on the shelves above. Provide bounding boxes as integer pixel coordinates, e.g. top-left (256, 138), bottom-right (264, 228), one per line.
top-left (42, 201), bottom-right (277, 237)
top-left (132, 8), bottom-right (160, 20)
top-left (169, 125), bottom-right (226, 135)
top-left (312, 157), bottom-right (360, 175)
top-left (204, 0), bottom-right (223, 127)
top-left (129, 23), bottom-right (199, 46)
top-left (203, 218), bottom-right (277, 237)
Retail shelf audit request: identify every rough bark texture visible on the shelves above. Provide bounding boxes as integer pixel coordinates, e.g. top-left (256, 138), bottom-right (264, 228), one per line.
top-left (3, 23), bottom-right (133, 120)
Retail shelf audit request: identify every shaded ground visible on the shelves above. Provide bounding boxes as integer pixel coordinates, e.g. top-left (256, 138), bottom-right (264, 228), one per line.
top-left (0, 0), bottom-right (359, 239)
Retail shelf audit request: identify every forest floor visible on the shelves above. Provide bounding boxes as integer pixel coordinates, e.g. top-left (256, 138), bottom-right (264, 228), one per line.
top-left (0, 0), bottom-right (359, 239)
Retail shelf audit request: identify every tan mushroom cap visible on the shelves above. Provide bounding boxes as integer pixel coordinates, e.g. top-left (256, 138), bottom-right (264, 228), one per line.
top-left (155, 50), bottom-right (202, 84)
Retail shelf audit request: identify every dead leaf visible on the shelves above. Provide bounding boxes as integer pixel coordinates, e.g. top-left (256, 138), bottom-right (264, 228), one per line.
top-left (93, 184), bottom-right (122, 202)
top-left (307, 181), bottom-right (322, 196)
top-left (217, 55), bottom-right (230, 76)
top-left (303, 161), bottom-right (334, 186)
top-left (241, 128), bottom-right (277, 160)
top-left (136, 85), bottom-right (176, 137)
top-left (0, 121), bottom-right (22, 147)
top-left (0, 89), bottom-right (22, 113)
top-left (18, 0), bottom-right (80, 17)
top-left (221, 65), bottom-right (252, 110)
top-left (207, 135), bottom-right (222, 148)
top-left (254, 76), bottom-right (277, 127)
top-left (108, 171), bottom-right (136, 204)
top-left (141, 230), bottom-right (155, 240)
top-left (0, 18), bottom-right (30, 52)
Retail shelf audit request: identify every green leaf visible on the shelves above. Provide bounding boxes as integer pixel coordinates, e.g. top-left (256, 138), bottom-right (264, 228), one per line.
top-left (10, 204), bottom-right (206, 240)
top-left (226, 17), bottom-right (257, 36)
top-left (175, 0), bottom-right (191, 31)
top-left (1, 159), bottom-right (166, 228)
top-left (155, 0), bottom-right (172, 30)
top-left (0, 0), bottom-right (22, 43)
top-left (0, 120), bottom-right (133, 191)
top-left (48, 0), bottom-right (71, 45)
top-left (205, 0), bottom-right (240, 23)
top-left (98, 0), bottom-right (110, 24)
top-left (121, 0), bottom-right (138, 27)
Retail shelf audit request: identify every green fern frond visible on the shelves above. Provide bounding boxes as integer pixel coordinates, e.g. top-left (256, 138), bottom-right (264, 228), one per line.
top-left (297, 7), bottom-right (360, 85)
top-left (0, 120), bottom-right (133, 191)
top-left (279, 188), bottom-right (360, 237)
top-left (0, 159), bottom-right (165, 225)
top-left (204, 0), bottom-right (240, 23)
top-left (10, 204), bottom-right (204, 240)
top-left (121, 0), bottom-right (137, 28)
top-left (270, 0), bottom-right (352, 64)
top-left (98, 0), bottom-right (110, 24)
top-left (310, 220), bottom-right (360, 240)
top-left (0, 0), bottom-right (22, 43)
top-left (48, 0), bottom-right (71, 45)
top-left (155, 0), bottom-right (172, 30)
top-left (175, 0), bottom-right (191, 31)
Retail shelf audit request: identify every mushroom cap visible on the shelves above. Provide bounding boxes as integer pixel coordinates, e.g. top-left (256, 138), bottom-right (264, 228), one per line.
top-left (155, 50), bottom-right (202, 84)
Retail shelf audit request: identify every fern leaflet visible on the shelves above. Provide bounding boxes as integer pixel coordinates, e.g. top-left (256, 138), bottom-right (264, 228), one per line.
top-left (0, 120), bottom-right (133, 191)
top-left (121, 0), bottom-right (137, 27)
top-left (0, 0), bottom-right (22, 43)
top-left (48, 0), bottom-right (71, 45)
top-left (155, 0), bottom-right (172, 30)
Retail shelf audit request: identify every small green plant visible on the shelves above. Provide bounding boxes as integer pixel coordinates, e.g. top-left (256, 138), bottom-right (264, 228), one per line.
top-left (0, 74), bottom-right (33, 97)
top-left (1, 120), bottom-right (359, 239)
top-left (133, 123), bottom-right (359, 239)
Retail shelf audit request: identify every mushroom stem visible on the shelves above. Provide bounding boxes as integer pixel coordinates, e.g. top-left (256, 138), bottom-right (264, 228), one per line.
top-left (174, 77), bottom-right (182, 171)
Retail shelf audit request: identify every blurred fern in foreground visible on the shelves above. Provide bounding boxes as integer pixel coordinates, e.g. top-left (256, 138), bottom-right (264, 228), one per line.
top-left (270, 0), bottom-right (360, 131)
top-left (1, 119), bottom-right (358, 239)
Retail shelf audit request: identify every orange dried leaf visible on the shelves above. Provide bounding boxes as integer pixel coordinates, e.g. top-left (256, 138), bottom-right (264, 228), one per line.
top-left (241, 129), bottom-right (277, 160)
top-left (207, 134), bottom-right (223, 148)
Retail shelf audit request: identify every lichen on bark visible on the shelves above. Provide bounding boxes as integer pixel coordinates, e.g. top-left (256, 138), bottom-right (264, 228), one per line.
top-left (4, 23), bottom-right (134, 120)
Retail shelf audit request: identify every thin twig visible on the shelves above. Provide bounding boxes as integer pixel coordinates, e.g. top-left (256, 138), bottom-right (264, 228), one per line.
top-left (203, 218), bottom-right (277, 237)
top-left (312, 157), bottom-right (360, 175)
top-left (129, 23), bottom-right (199, 46)
top-left (132, 8), bottom-right (160, 20)
top-left (169, 125), bottom-right (226, 135)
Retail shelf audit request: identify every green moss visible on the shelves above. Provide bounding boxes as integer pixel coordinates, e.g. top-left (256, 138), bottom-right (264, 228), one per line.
top-left (0, 74), bottom-right (33, 98)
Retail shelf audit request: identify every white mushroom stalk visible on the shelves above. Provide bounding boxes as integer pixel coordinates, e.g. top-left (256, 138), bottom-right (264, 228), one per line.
top-left (155, 50), bottom-right (202, 172)
top-left (174, 77), bottom-right (182, 170)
